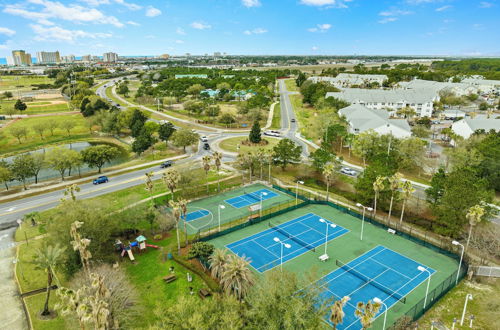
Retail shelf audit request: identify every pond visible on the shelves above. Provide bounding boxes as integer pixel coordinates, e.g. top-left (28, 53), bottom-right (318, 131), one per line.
top-left (1, 141), bottom-right (128, 187)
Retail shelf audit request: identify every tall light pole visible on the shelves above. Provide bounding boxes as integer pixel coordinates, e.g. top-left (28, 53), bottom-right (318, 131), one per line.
top-left (319, 218), bottom-right (336, 258)
top-left (452, 240), bottom-right (464, 285)
top-left (417, 266), bottom-right (431, 309)
top-left (273, 237), bottom-right (291, 272)
top-left (259, 192), bottom-right (268, 218)
top-left (356, 203), bottom-right (373, 241)
top-left (460, 294), bottom-right (473, 326)
top-left (295, 180), bottom-right (304, 205)
top-left (373, 297), bottom-right (387, 330)
top-left (218, 205), bottom-right (225, 232)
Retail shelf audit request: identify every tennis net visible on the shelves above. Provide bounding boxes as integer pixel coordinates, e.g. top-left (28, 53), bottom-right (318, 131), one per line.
top-left (269, 222), bottom-right (316, 252)
top-left (336, 260), bottom-right (407, 303)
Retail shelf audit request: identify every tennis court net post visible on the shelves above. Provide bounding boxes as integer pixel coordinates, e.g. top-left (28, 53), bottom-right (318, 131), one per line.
top-left (268, 222), bottom-right (316, 252)
top-left (335, 259), bottom-right (407, 304)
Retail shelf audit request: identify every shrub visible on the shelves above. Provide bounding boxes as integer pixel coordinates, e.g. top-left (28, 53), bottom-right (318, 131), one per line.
top-left (187, 242), bottom-right (215, 260)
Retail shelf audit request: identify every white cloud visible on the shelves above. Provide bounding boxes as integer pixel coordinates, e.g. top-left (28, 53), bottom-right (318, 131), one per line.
top-left (242, 0), bottom-right (261, 7)
top-left (308, 23), bottom-right (332, 32)
top-left (4, 0), bottom-right (124, 27)
top-left (145, 6), bottom-right (161, 17)
top-left (0, 27), bottom-right (16, 36)
top-left (406, 0), bottom-right (443, 4)
top-left (312, 46), bottom-right (319, 51)
top-left (80, 0), bottom-right (141, 10)
top-left (30, 24), bottom-right (112, 43)
top-left (127, 21), bottom-right (140, 26)
top-left (243, 27), bottom-right (267, 35)
top-left (176, 27), bottom-right (186, 35)
top-left (479, 2), bottom-right (494, 8)
top-left (435, 5), bottom-right (452, 11)
top-left (299, 0), bottom-right (351, 8)
top-left (379, 9), bottom-right (413, 16)
top-left (191, 21), bottom-right (211, 30)
top-left (114, 0), bottom-right (141, 11)
top-left (378, 17), bottom-right (398, 24)
top-left (175, 40), bottom-right (184, 44)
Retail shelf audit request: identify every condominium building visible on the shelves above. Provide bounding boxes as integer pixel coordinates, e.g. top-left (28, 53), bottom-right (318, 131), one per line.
top-left (81, 55), bottom-right (92, 62)
top-left (36, 51), bottom-right (61, 64)
top-left (61, 55), bottom-right (76, 63)
top-left (11, 50), bottom-right (32, 66)
top-left (309, 73), bottom-right (388, 88)
top-left (103, 52), bottom-right (119, 63)
top-left (398, 79), bottom-right (479, 97)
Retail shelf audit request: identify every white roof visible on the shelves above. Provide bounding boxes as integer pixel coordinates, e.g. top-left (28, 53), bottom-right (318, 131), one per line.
top-left (398, 79), bottom-right (474, 93)
top-left (326, 88), bottom-right (438, 104)
top-left (463, 117), bottom-right (500, 132)
top-left (462, 78), bottom-right (500, 86)
top-left (339, 104), bottom-right (411, 133)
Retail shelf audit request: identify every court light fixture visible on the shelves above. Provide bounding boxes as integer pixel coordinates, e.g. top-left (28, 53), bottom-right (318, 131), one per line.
top-left (452, 240), bottom-right (464, 285)
top-left (217, 204), bottom-right (226, 232)
top-left (373, 297), bottom-right (387, 330)
top-left (274, 237), bottom-right (291, 272)
top-left (273, 237), bottom-right (280, 243)
top-left (417, 266), bottom-right (431, 308)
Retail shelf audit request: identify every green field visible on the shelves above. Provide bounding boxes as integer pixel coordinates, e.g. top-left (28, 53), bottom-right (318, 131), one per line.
top-left (284, 79), bottom-right (299, 92)
top-left (218, 136), bottom-right (280, 153)
top-left (1, 114), bottom-right (90, 155)
top-left (208, 202), bottom-right (460, 329)
top-left (0, 75), bottom-right (54, 92)
top-left (0, 99), bottom-right (70, 115)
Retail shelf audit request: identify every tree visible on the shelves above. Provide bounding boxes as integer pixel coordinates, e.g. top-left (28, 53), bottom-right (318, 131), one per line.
top-left (11, 154), bottom-right (36, 190)
top-left (158, 122), bottom-right (176, 144)
top-left (323, 163), bottom-right (337, 202)
top-left (188, 242), bottom-right (215, 260)
top-left (67, 149), bottom-right (82, 177)
top-left (465, 204), bottom-right (485, 251)
top-left (47, 120), bottom-right (59, 136)
top-left (272, 138), bottom-right (302, 170)
top-left (219, 113), bottom-right (236, 126)
top-left (32, 122), bottom-right (49, 139)
top-left (352, 130), bottom-right (378, 166)
top-left (202, 155), bottom-right (211, 193)
top-left (187, 84), bottom-right (204, 98)
top-left (129, 109), bottom-right (149, 137)
top-left (132, 130), bottom-right (156, 155)
top-left (14, 99), bottom-right (27, 112)
top-left (220, 254), bottom-right (255, 301)
top-left (411, 125), bottom-right (431, 138)
top-left (162, 168), bottom-right (181, 202)
top-left (387, 174), bottom-right (401, 224)
top-left (249, 121), bottom-right (262, 143)
top-left (32, 244), bottom-right (66, 316)
top-left (209, 248), bottom-right (228, 281)
top-left (46, 147), bottom-right (74, 181)
top-left (396, 106), bottom-right (416, 120)
top-left (169, 200), bottom-right (182, 255)
top-left (212, 151), bottom-right (223, 192)
top-left (79, 95), bottom-right (110, 117)
top-left (372, 176), bottom-right (386, 218)
top-left (4, 104), bottom-right (16, 118)
top-left (355, 161), bottom-right (395, 208)
top-left (426, 167), bottom-right (447, 207)
top-left (354, 300), bottom-right (381, 329)
top-left (60, 120), bottom-right (76, 136)
top-left (32, 153), bottom-right (45, 184)
top-left (116, 83), bottom-right (129, 97)
top-left (295, 72), bottom-right (307, 87)
top-left (171, 128), bottom-right (198, 151)
top-left (3, 91), bottom-right (13, 99)
top-left (81, 145), bottom-right (119, 173)
top-left (10, 126), bottom-right (28, 144)
top-left (330, 296), bottom-right (351, 329)
top-left (399, 180), bottom-right (415, 225)
top-left (310, 147), bottom-right (334, 172)
top-left (0, 161), bottom-right (13, 190)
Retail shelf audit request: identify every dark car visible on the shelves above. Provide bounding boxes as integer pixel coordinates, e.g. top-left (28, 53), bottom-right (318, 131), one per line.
top-left (93, 176), bottom-right (109, 185)
top-left (203, 143), bottom-right (210, 150)
top-left (291, 118), bottom-right (296, 123)
top-left (160, 160), bottom-right (173, 168)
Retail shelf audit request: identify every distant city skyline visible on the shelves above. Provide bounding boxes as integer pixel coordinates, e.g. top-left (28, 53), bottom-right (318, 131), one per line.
top-left (0, 0), bottom-right (499, 57)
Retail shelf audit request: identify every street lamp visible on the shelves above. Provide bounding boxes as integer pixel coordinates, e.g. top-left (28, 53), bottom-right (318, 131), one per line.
top-left (460, 294), bottom-right (473, 326)
top-left (452, 240), bottom-right (464, 285)
top-left (295, 180), bottom-right (304, 205)
top-left (319, 218), bottom-right (336, 258)
top-left (218, 205), bottom-right (225, 232)
top-left (356, 203), bottom-right (373, 241)
top-left (273, 237), bottom-right (291, 272)
top-left (373, 297), bottom-right (387, 330)
top-left (417, 266), bottom-right (431, 309)
top-left (259, 192), bottom-right (268, 218)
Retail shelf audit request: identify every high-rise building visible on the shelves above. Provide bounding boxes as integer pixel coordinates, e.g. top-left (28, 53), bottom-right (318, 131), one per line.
top-left (81, 55), bottom-right (92, 62)
top-left (61, 55), bottom-right (76, 63)
top-left (103, 52), bottom-right (118, 63)
top-left (214, 52), bottom-right (221, 57)
top-left (160, 54), bottom-right (170, 59)
top-left (11, 50), bottom-right (32, 66)
top-left (36, 51), bottom-right (60, 64)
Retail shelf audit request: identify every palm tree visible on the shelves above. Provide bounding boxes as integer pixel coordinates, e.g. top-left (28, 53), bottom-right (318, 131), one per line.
top-left (209, 248), bottom-right (228, 281)
top-left (162, 168), bottom-right (181, 202)
top-left (220, 254), bottom-right (255, 301)
top-left (257, 148), bottom-right (265, 180)
top-left (169, 200), bottom-right (182, 254)
top-left (465, 204), bottom-right (485, 251)
top-left (265, 150), bottom-right (273, 184)
top-left (387, 173), bottom-right (401, 225)
top-left (178, 198), bottom-right (189, 246)
top-left (32, 244), bottom-right (66, 316)
top-left (212, 151), bottom-right (223, 192)
top-left (144, 171), bottom-right (154, 206)
top-left (322, 163), bottom-right (336, 202)
top-left (372, 176), bottom-right (386, 219)
top-left (330, 296), bottom-right (350, 329)
top-left (202, 155), bottom-right (211, 193)
top-left (354, 300), bottom-right (381, 330)
top-left (399, 181), bottom-right (415, 225)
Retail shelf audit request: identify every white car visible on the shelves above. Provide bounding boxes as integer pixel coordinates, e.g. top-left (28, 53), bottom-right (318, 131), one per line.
top-left (200, 136), bottom-right (208, 142)
top-left (264, 130), bottom-right (280, 137)
top-left (340, 167), bottom-right (357, 176)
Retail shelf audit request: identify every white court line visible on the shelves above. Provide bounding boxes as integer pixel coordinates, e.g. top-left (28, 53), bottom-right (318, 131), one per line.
top-left (370, 257), bottom-right (412, 280)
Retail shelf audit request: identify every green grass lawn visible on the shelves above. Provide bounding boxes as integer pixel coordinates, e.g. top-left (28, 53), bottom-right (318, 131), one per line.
top-left (1, 114), bottom-right (90, 155)
top-left (284, 79), bottom-right (299, 92)
top-left (0, 75), bottom-right (54, 92)
top-left (25, 294), bottom-right (66, 330)
top-left (218, 136), bottom-right (280, 153)
top-left (0, 99), bottom-right (71, 115)
top-left (270, 103), bottom-right (281, 129)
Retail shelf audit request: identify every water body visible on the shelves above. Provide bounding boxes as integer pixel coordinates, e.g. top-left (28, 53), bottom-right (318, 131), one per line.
top-left (1, 141), bottom-right (128, 187)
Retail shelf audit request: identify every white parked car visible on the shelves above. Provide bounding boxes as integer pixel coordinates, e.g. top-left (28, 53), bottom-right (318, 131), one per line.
top-left (264, 130), bottom-right (280, 137)
top-left (200, 136), bottom-right (208, 142)
top-left (340, 167), bottom-right (357, 176)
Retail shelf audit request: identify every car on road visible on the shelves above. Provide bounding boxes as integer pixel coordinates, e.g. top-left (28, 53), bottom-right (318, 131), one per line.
top-left (264, 130), bottom-right (280, 137)
top-left (200, 136), bottom-right (208, 142)
top-left (93, 176), bottom-right (109, 185)
top-left (203, 143), bottom-right (210, 150)
top-left (291, 118), bottom-right (296, 123)
top-left (160, 160), bottom-right (173, 168)
top-left (340, 167), bottom-right (357, 176)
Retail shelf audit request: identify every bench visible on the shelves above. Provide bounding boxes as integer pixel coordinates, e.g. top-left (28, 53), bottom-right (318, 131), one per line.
top-left (319, 254), bottom-right (329, 262)
top-left (387, 228), bottom-right (396, 235)
top-left (163, 275), bottom-right (177, 283)
top-left (198, 288), bottom-right (212, 299)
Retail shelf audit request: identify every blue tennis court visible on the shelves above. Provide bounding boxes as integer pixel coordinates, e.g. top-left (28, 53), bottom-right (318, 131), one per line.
top-left (224, 188), bottom-right (278, 208)
top-left (315, 245), bottom-right (435, 329)
top-left (182, 209), bottom-right (210, 222)
top-left (226, 213), bottom-right (349, 272)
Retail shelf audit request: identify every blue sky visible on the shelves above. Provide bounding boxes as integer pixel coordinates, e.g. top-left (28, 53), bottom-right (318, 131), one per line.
top-left (0, 0), bottom-right (499, 57)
